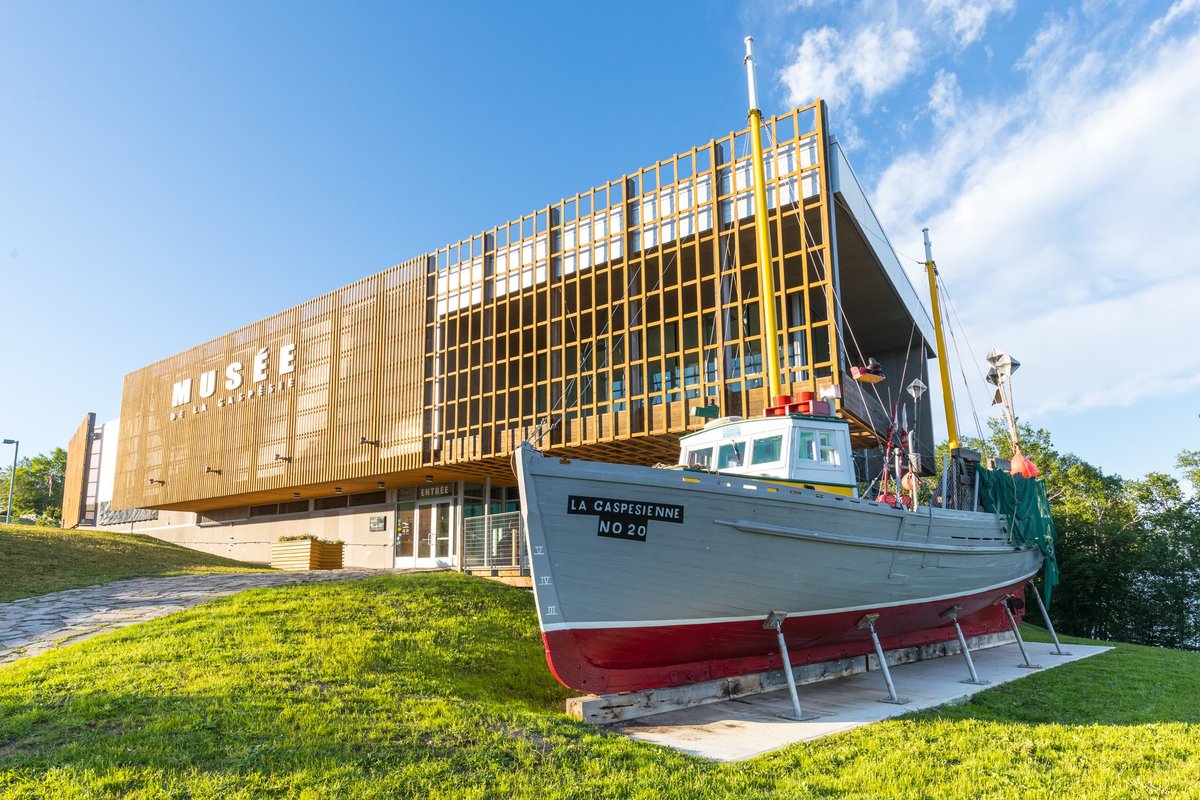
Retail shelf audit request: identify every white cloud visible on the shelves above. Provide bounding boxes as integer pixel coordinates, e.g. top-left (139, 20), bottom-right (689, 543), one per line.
top-left (927, 70), bottom-right (962, 124)
top-left (875, 28), bottom-right (1200, 419)
top-left (926, 0), bottom-right (1015, 46)
top-left (777, 0), bottom-right (1010, 113)
top-left (1149, 0), bottom-right (1200, 38)
top-left (780, 27), bottom-right (847, 107)
top-left (780, 21), bottom-right (921, 109)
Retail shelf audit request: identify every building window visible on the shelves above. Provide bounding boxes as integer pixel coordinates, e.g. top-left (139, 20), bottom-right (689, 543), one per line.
top-left (348, 490), bottom-right (387, 507)
top-left (315, 496), bottom-right (349, 510)
top-left (489, 486), bottom-right (520, 514)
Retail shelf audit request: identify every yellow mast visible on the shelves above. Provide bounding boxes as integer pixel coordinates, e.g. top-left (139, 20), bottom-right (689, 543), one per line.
top-left (923, 228), bottom-right (959, 450)
top-left (744, 37), bottom-right (783, 403)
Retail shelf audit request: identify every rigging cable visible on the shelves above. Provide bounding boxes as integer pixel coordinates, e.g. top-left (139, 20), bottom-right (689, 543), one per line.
top-left (532, 129), bottom-right (760, 447)
top-left (761, 126), bottom-right (892, 446)
top-left (936, 273), bottom-right (992, 460)
top-left (528, 190), bottom-right (694, 447)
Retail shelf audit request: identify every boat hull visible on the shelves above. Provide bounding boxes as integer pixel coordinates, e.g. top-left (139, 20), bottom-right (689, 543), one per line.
top-left (515, 445), bottom-right (1042, 694)
top-left (541, 582), bottom-right (1020, 693)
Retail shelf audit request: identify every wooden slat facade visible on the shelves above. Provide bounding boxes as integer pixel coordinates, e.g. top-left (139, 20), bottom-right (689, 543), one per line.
top-left (114, 102), bottom-right (850, 513)
top-left (61, 413), bottom-right (95, 529)
top-left (270, 540), bottom-right (344, 571)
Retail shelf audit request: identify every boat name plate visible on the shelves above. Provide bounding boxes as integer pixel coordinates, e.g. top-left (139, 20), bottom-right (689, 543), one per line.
top-left (567, 495), bottom-right (685, 542)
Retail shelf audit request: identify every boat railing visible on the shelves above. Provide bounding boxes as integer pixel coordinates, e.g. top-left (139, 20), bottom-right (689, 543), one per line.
top-left (462, 510), bottom-right (527, 571)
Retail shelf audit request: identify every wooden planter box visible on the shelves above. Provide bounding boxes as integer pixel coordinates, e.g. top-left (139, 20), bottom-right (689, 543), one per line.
top-left (271, 539), bottom-right (344, 571)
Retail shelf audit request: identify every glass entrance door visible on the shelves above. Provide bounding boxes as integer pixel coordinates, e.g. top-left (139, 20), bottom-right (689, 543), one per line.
top-left (395, 498), bottom-right (457, 568)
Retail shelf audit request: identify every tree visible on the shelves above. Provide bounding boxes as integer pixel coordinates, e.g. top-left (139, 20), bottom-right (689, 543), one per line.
top-left (960, 420), bottom-right (1200, 649)
top-left (1176, 448), bottom-right (1200, 489)
top-left (0, 447), bottom-right (67, 526)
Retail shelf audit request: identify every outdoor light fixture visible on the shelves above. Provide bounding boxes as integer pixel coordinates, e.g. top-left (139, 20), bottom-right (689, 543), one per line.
top-left (906, 379), bottom-right (927, 402)
top-left (424, 475), bottom-right (434, 483)
top-left (3, 438), bottom-right (18, 525)
top-left (334, 487), bottom-right (343, 494)
top-left (358, 436), bottom-right (380, 447)
top-left (274, 453), bottom-right (292, 463)
top-left (376, 481), bottom-right (385, 489)
top-left (204, 466), bottom-right (221, 475)
top-left (292, 492), bottom-right (301, 499)
top-left (148, 478), bottom-right (166, 486)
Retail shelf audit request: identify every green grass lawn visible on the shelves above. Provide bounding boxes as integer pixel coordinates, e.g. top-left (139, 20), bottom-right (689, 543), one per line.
top-left (0, 523), bottom-right (268, 603)
top-left (0, 572), bottom-right (1197, 799)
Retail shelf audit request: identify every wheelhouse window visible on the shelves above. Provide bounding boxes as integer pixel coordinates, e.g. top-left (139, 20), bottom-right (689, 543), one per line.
top-left (717, 441), bottom-right (744, 469)
top-left (750, 435), bottom-right (783, 465)
top-left (687, 447), bottom-right (714, 468)
top-left (818, 431), bottom-right (840, 465)
top-left (797, 430), bottom-right (818, 461)
top-left (797, 429), bottom-right (841, 465)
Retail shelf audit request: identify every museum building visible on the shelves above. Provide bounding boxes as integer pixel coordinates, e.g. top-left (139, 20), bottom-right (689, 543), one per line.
top-left (62, 101), bottom-right (937, 574)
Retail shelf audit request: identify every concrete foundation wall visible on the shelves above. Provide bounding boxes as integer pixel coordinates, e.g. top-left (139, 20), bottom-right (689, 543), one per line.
top-left (97, 506), bottom-right (395, 568)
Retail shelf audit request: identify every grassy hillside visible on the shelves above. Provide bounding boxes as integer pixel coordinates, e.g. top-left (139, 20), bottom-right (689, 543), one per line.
top-left (0, 523), bottom-right (267, 602)
top-left (0, 572), bottom-right (1196, 798)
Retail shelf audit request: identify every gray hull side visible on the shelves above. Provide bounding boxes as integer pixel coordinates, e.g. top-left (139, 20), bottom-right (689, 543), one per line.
top-left (515, 445), bottom-right (1043, 631)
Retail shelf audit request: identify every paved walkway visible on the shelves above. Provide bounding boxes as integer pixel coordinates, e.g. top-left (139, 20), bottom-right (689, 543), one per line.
top-left (0, 570), bottom-right (393, 667)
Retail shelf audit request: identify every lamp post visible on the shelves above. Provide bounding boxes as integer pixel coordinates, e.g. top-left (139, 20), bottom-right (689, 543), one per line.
top-left (2, 439), bottom-right (17, 525)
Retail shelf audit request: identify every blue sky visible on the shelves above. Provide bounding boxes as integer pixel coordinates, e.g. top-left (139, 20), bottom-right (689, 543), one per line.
top-left (2, 0), bottom-right (1197, 484)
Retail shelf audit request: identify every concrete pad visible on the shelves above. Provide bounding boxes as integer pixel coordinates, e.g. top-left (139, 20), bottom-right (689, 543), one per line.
top-left (613, 642), bottom-right (1111, 762)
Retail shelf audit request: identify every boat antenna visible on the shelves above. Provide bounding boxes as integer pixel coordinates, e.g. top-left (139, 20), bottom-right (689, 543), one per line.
top-left (744, 36), bottom-right (784, 405)
top-left (923, 228), bottom-right (960, 450)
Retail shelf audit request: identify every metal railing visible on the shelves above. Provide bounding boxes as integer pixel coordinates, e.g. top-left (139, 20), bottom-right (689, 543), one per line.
top-left (462, 511), bottom-right (527, 572)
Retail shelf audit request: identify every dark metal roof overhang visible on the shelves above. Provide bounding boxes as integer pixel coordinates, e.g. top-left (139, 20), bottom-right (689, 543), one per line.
top-left (828, 139), bottom-right (939, 470)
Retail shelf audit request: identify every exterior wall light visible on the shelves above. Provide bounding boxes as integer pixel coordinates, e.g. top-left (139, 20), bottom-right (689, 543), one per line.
top-left (359, 436), bottom-right (380, 446)
top-left (334, 487), bottom-right (343, 494)
top-left (204, 466), bottom-right (221, 475)
top-left (148, 478), bottom-right (166, 486)
top-left (376, 481), bottom-right (385, 489)
top-left (424, 475), bottom-right (434, 483)
top-left (292, 492), bottom-right (301, 498)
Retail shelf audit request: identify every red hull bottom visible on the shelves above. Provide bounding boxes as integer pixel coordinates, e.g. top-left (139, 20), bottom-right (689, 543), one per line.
top-left (543, 583), bottom-right (1027, 694)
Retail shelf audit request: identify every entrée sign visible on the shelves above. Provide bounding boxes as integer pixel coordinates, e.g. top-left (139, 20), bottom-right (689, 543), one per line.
top-left (168, 343), bottom-right (297, 422)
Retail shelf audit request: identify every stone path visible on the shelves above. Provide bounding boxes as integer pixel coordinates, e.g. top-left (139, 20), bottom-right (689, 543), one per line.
top-left (0, 570), bottom-right (394, 667)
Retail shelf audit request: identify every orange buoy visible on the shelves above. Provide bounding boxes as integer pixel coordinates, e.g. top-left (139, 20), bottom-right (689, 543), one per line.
top-left (1010, 450), bottom-right (1039, 478)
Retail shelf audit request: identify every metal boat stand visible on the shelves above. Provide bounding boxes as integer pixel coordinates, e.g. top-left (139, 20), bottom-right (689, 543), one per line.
top-left (999, 596), bottom-right (1041, 668)
top-left (940, 606), bottom-right (988, 685)
top-left (763, 612), bottom-right (818, 721)
top-left (1027, 580), bottom-right (1070, 655)
top-left (857, 614), bottom-right (910, 704)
